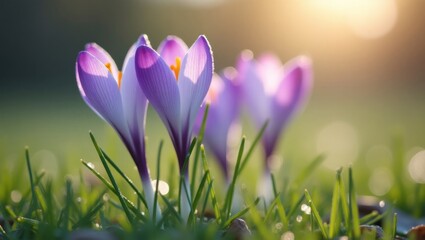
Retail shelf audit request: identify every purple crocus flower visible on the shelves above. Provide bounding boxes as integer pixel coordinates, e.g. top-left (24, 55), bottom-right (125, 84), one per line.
top-left (75, 35), bottom-right (161, 221)
top-left (238, 50), bottom-right (313, 172)
top-left (195, 68), bottom-right (240, 182)
top-left (135, 35), bottom-right (213, 221)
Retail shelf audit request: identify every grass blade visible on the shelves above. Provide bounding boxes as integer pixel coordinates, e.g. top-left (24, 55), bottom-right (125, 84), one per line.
top-left (188, 170), bottom-right (210, 225)
top-left (392, 213), bottom-right (398, 239)
top-left (101, 150), bottom-right (148, 209)
top-left (338, 168), bottom-right (350, 229)
top-left (224, 197), bottom-right (260, 227)
top-left (276, 197), bottom-right (289, 229)
top-left (287, 194), bottom-right (305, 220)
top-left (191, 104), bottom-right (210, 194)
top-left (25, 148), bottom-right (38, 215)
top-left (81, 160), bottom-right (146, 222)
top-left (304, 189), bottom-right (328, 239)
top-left (329, 168), bottom-right (342, 238)
top-left (348, 167), bottom-right (361, 238)
top-left (153, 140), bottom-right (164, 224)
top-left (248, 197), bottom-right (273, 240)
top-left (224, 136), bottom-right (245, 219)
top-left (89, 132), bottom-right (133, 225)
top-left (200, 145), bottom-right (222, 223)
top-left (238, 121), bottom-right (268, 175)
top-left (0, 224), bottom-right (9, 240)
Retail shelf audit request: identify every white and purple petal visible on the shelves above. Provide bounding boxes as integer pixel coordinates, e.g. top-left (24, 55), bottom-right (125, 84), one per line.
top-left (135, 45), bottom-right (181, 143)
top-left (177, 35), bottom-right (213, 136)
top-left (84, 43), bottom-right (120, 81)
top-left (76, 51), bottom-right (128, 136)
top-left (121, 41), bottom-right (149, 154)
top-left (275, 56), bottom-right (313, 109)
top-left (239, 53), bottom-right (270, 130)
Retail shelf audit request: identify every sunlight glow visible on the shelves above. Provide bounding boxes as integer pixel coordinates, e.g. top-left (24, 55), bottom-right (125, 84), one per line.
top-left (312, 0), bottom-right (398, 39)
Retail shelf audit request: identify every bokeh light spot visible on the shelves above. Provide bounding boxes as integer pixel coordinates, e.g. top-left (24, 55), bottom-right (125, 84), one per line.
top-left (151, 180), bottom-right (170, 195)
top-left (368, 167), bottom-right (393, 196)
top-left (408, 150), bottom-right (425, 183)
top-left (316, 121), bottom-right (359, 170)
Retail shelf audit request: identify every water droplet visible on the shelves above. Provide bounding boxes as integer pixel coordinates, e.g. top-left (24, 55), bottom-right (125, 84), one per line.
top-left (301, 203), bottom-right (311, 214)
top-left (281, 231), bottom-right (295, 240)
top-left (296, 215), bottom-right (303, 222)
top-left (87, 162), bottom-right (95, 169)
top-left (102, 193), bottom-right (109, 202)
top-left (275, 222), bottom-right (283, 230)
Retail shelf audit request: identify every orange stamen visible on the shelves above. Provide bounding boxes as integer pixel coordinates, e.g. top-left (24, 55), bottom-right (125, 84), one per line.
top-left (104, 62), bottom-right (112, 73)
top-left (105, 62), bottom-right (122, 88)
top-left (170, 57), bottom-right (181, 80)
top-left (118, 71), bottom-right (123, 88)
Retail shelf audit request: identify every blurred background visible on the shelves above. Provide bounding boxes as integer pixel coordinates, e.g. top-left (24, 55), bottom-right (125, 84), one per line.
top-left (1, 0), bottom-right (425, 198)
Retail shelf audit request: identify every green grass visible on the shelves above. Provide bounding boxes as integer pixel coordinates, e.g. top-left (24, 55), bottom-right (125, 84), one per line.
top-left (0, 128), bottom-right (423, 239)
top-left (1, 88), bottom-right (425, 239)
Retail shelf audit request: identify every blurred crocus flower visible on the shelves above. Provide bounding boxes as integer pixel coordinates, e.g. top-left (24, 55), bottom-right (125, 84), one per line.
top-left (238, 51), bottom-right (312, 198)
top-left (75, 35), bottom-right (161, 221)
top-left (135, 35), bottom-right (213, 221)
top-left (195, 68), bottom-right (240, 182)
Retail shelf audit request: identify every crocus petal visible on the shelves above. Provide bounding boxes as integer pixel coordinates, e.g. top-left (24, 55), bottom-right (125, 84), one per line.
top-left (239, 56), bottom-right (270, 129)
top-left (256, 54), bottom-right (284, 95)
top-left (177, 35), bottom-right (213, 134)
top-left (121, 42), bottom-right (149, 147)
top-left (76, 51), bottom-right (127, 134)
top-left (84, 43), bottom-right (120, 81)
top-left (123, 34), bottom-right (151, 71)
top-left (135, 45), bottom-right (181, 140)
top-left (266, 56), bottom-right (312, 157)
top-left (157, 36), bottom-right (189, 67)
top-left (194, 72), bottom-right (239, 179)
top-left (275, 56), bottom-right (313, 109)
